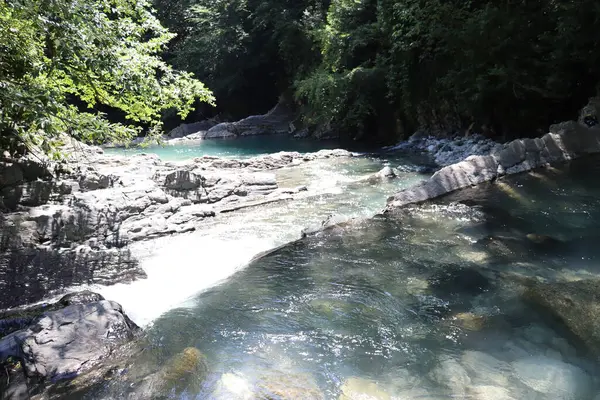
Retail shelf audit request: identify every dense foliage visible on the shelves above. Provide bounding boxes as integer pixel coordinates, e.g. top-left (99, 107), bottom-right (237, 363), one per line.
top-left (157, 0), bottom-right (600, 142)
top-left (0, 0), bottom-right (213, 157)
top-left (4, 0), bottom-right (599, 151)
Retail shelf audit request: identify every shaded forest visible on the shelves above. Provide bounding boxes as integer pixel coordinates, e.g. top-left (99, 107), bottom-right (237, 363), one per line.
top-left (157, 0), bottom-right (600, 142)
top-left (2, 0), bottom-right (600, 153)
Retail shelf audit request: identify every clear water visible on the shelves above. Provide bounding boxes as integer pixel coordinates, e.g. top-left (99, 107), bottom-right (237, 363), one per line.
top-left (103, 136), bottom-right (345, 161)
top-left (81, 157), bottom-right (600, 399)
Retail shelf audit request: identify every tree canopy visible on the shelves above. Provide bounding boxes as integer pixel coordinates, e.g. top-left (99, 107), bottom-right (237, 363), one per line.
top-left (4, 0), bottom-right (600, 152)
top-left (155, 0), bottom-right (600, 143)
top-left (0, 0), bottom-right (214, 157)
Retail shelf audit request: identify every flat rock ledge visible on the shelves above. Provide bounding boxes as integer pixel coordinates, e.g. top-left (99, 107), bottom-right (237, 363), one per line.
top-left (386, 120), bottom-right (600, 209)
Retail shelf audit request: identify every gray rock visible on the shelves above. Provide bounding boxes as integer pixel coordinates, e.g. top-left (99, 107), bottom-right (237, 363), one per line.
top-left (204, 122), bottom-right (237, 139)
top-left (0, 162), bottom-right (24, 188)
top-left (387, 122), bottom-right (600, 209)
top-left (377, 166), bottom-right (397, 179)
top-left (301, 214), bottom-right (354, 237)
top-left (1, 300), bottom-right (138, 381)
top-left (58, 290), bottom-right (105, 306)
top-left (78, 171), bottom-right (113, 191)
top-left (204, 101), bottom-right (294, 139)
top-left (168, 120), bottom-right (217, 138)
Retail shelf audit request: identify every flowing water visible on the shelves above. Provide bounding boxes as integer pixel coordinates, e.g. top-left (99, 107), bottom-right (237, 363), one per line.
top-left (79, 143), bottom-right (600, 399)
top-left (95, 140), bottom-right (432, 326)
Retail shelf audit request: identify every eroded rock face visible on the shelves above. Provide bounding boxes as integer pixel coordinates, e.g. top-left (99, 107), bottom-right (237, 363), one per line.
top-left (202, 101), bottom-right (294, 139)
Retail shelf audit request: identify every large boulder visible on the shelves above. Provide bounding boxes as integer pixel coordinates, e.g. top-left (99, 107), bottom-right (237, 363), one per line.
top-left (523, 279), bottom-right (600, 356)
top-left (0, 298), bottom-right (138, 383)
top-left (386, 120), bottom-right (600, 209)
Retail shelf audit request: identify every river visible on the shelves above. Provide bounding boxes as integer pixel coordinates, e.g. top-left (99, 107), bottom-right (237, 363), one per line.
top-left (85, 139), bottom-right (600, 399)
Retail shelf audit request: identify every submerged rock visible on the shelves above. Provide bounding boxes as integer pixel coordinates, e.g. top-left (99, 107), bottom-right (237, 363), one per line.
top-left (523, 279), bottom-right (600, 356)
top-left (451, 312), bottom-right (487, 331)
top-left (468, 385), bottom-right (515, 400)
top-left (256, 372), bottom-right (324, 400)
top-left (338, 377), bottom-right (391, 400)
top-left (429, 357), bottom-right (471, 397)
top-left (132, 347), bottom-right (209, 399)
top-left (460, 351), bottom-right (510, 387)
top-left (512, 355), bottom-right (592, 400)
top-left (212, 373), bottom-right (254, 399)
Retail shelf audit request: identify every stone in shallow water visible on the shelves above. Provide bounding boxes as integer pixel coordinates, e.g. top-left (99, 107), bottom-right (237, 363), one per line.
top-left (257, 372), bottom-right (324, 400)
top-left (338, 377), bottom-right (391, 400)
top-left (511, 355), bottom-right (592, 400)
top-left (524, 279), bottom-right (600, 357)
top-left (460, 350), bottom-right (510, 387)
top-left (132, 347), bottom-right (209, 398)
top-left (451, 312), bottom-right (486, 331)
top-left (429, 357), bottom-right (471, 397)
top-left (212, 373), bottom-right (254, 399)
top-left (428, 265), bottom-right (491, 297)
top-left (468, 385), bottom-right (516, 400)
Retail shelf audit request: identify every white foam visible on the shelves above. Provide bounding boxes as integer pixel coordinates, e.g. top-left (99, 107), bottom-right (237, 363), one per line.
top-left (94, 233), bottom-right (278, 327)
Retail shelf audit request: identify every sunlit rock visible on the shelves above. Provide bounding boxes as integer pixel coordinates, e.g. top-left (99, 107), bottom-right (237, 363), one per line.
top-left (212, 373), bottom-right (254, 400)
top-left (512, 356), bottom-right (592, 400)
top-left (338, 377), bottom-right (392, 400)
top-left (132, 347), bottom-right (209, 398)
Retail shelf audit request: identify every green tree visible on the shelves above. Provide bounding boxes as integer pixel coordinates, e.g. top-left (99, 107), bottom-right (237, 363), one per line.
top-left (0, 0), bottom-right (214, 157)
top-left (157, 0), bottom-right (329, 118)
